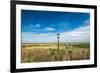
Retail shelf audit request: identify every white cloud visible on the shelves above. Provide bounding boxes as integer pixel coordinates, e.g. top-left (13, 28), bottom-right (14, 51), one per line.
top-left (22, 25), bottom-right (90, 43)
top-left (44, 27), bottom-right (55, 31)
top-left (35, 24), bottom-right (40, 28)
top-left (81, 19), bottom-right (90, 26)
top-left (60, 25), bottom-right (90, 42)
top-left (29, 24), bottom-right (41, 28)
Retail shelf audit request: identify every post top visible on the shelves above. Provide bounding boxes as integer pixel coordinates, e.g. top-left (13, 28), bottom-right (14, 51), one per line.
top-left (57, 33), bottom-right (60, 38)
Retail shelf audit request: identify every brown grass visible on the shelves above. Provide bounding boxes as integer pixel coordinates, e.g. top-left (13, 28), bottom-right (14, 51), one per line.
top-left (21, 43), bottom-right (90, 63)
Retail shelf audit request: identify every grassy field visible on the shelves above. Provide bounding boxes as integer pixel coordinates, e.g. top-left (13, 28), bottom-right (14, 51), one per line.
top-left (21, 43), bottom-right (90, 63)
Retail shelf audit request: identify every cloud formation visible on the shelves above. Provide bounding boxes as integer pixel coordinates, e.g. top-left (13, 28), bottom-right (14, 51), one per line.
top-left (22, 25), bottom-right (90, 43)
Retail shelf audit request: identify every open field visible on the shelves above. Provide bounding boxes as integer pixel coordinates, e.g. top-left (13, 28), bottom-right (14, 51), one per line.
top-left (21, 43), bottom-right (90, 63)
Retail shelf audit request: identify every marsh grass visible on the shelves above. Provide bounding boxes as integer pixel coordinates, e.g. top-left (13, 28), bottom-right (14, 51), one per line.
top-left (21, 43), bottom-right (90, 63)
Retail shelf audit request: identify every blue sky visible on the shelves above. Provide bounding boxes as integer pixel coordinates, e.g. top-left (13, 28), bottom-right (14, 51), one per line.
top-left (21, 10), bottom-right (90, 43)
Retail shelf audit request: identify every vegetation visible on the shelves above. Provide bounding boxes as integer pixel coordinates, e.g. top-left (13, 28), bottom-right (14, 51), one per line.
top-left (21, 43), bottom-right (90, 63)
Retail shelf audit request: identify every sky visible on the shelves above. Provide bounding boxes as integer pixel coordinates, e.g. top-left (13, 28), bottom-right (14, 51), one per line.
top-left (21, 10), bottom-right (90, 43)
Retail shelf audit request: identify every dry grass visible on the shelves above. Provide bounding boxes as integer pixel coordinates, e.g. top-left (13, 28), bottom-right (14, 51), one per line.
top-left (21, 43), bottom-right (90, 63)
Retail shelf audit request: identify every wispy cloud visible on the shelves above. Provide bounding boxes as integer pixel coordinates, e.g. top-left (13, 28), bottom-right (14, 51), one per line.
top-left (82, 19), bottom-right (90, 26)
top-left (60, 25), bottom-right (90, 42)
top-left (44, 27), bottom-right (55, 31)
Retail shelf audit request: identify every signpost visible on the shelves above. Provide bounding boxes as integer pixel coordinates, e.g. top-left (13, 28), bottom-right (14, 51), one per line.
top-left (54, 33), bottom-right (60, 61)
top-left (57, 33), bottom-right (60, 51)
